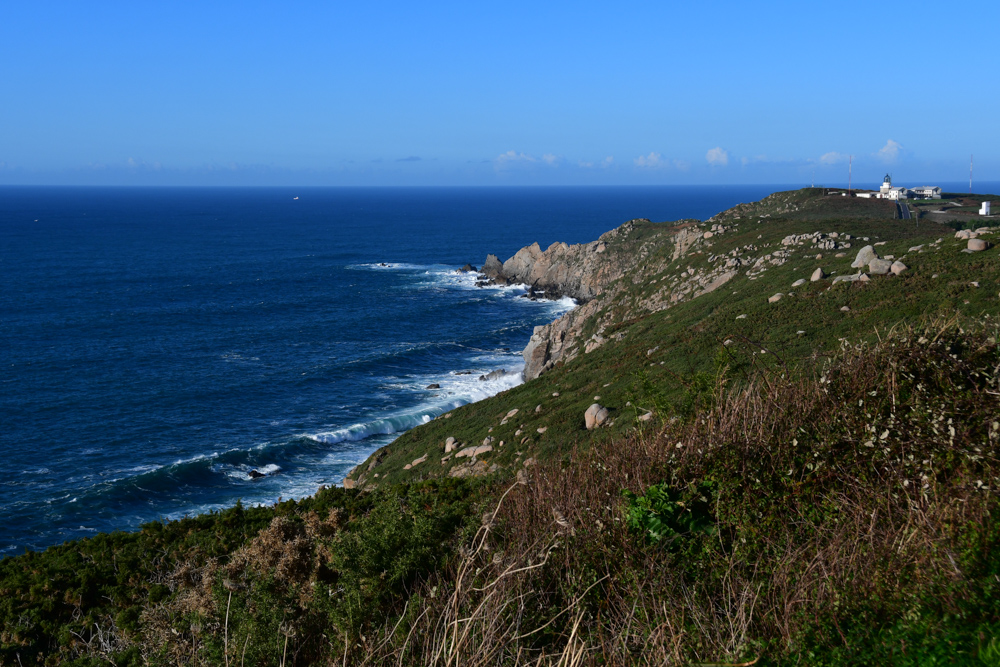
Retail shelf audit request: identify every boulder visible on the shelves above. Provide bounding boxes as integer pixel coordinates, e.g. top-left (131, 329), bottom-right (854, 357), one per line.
top-left (535, 404), bottom-right (543, 413)
top-left (868, 258), bottom-right (893, 275)
top-left (791, 278), bottom-right (806, 287)
top-left (444, 437), bottom-right (458, 453)
top-left (455, 444), bottom-right (493, 459)
top-left (425, 383), bottom-right (441, 390)
top-left (832, 273), bottom-right (862, 284)
top-left (638, 411), bottom-right (654, 422)
top-left (536, 426), bottom-right (548, 434)
top-left (768, 293), bottom-right (783, 303)
top-left (343, 478), bottom-right (356, 489)
top-left (811, 267), bottom-right (826, 282)
top-left (956, 229), bottom-right (976, 240)
top-left (851, 245), bottom-right (878, 269)
top-left (458, 263), bottom-right (478, 273)
top-left (890, 261), bottom-right (908, 275)
top-left (969, 239), bottom-right (988, 252)
top-left (479, 369), bottom-right (510, 381)
top-left (585, 403), bottom-right (609, 430)
top-left (248, 469), bottom-right (267, 479)
top-left (505, 408), bottom-right (519, 419)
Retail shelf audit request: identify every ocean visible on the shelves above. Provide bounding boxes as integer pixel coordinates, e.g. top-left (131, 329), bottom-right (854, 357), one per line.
top-left (0, 185), bottom-right (784, 554)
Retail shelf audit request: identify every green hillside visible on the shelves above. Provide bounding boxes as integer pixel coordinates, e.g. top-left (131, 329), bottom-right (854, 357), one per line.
top-left (3, 189), bottom-right (999, 666)
top-left (349, 189), bottom-right (999, 488)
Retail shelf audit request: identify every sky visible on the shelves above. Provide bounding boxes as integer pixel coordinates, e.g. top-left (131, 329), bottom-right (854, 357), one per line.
top-left (1, 1), bottom-right (998, 187)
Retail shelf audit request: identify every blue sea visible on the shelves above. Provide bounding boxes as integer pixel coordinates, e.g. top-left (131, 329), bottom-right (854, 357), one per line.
top-left (0, 185), bottom-right (784, 554)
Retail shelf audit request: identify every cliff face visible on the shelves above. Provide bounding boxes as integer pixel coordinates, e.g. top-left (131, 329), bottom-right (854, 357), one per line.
top-left (484, 217), bottom-right (738, 380)
top-left (481, 219), bottom-right (646, 302)
top-left (486, 187), bottom-right (899, 381)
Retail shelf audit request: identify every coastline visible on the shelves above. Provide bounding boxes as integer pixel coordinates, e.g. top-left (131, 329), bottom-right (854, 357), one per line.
top-left (339, 266), bottom-right (578, 488)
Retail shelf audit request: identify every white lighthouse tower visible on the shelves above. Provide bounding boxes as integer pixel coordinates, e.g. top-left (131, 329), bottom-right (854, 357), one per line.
top-left (878, 174), bottom-right (909, 200)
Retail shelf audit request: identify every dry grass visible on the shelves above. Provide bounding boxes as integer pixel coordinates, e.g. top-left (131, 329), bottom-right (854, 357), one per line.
top-left (352, 322), bottom-right (1000, 665)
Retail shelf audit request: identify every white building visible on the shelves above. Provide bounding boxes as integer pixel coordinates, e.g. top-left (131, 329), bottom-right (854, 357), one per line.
top-left (877, 174), bottom-right (909, 200)
top-left (911, 186), bottom-right (942, 199)
top-left (982, 202), bottom-right (992, 216)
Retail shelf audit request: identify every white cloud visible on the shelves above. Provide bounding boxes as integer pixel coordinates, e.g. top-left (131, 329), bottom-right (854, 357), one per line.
top-left (496, 150), bottom-right (536, 164)
top-left (706, 147), bottom-right (729, 166)
top-left (634, 152), bottom-right (663, 168)
top-left (541, 153), bottom-right (558, 165)
top-left (819, 151), bottom-right (847, 165)
top-left (673, 159), bottom-right (690, 171)
top-left (579, 156), bottom-right (613, 169)
top-left (877, 139), bottom-right (902, 163)
top-left (126, 157), bottom-right (162, 171)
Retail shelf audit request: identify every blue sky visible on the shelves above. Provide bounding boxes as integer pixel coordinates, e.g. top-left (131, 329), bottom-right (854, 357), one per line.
top-left (1, 1), bottom-right (997, 186)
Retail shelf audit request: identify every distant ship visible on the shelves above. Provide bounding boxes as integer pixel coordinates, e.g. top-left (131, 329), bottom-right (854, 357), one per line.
top-left (293, 196), bottom-right (299, 200)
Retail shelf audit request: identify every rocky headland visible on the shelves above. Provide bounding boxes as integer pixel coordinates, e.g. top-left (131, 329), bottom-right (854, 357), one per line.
top-left (5, 186), bottom-right (999, 666)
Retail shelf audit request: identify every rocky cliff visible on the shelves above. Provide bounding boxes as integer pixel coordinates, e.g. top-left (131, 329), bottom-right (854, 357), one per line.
top-left (481, 188), bottom-right (909, 381)
top-left (481, 219), bottom-right (648, 302)
top-left (483, 217), bottom-right (739, 380)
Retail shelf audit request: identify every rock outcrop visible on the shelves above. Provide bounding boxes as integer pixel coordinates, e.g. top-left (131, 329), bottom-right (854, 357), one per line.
top-left (483, 218), bottom-right (737, 380)
top-left (523, 300), bottom-right (601, 379)
top-left (481, 219), bottom-right (651, 302)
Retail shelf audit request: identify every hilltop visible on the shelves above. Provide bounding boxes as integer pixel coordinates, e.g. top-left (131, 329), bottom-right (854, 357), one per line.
top-left (2, 188), bottom-right (999, 666)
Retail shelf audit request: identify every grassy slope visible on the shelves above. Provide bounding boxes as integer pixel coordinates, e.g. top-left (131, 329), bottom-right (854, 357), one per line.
top-left (357, 189), bottom-right (999, 487)
top-left (3, 188), bottom-right (999, 665)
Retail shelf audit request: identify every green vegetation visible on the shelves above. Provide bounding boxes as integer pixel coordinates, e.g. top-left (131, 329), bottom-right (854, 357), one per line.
top-left (3, 189), bottom-right (999, 665)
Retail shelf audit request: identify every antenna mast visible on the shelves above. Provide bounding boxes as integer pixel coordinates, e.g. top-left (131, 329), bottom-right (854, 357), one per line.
top-left (848, 155), bottom-right (852, 194)
top-left (970, 154), bottom-right (973, 194)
